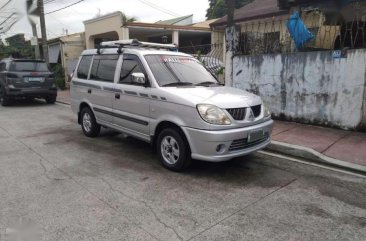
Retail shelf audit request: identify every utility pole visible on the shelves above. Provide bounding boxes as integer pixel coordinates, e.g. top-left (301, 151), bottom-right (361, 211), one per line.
top-left (27, 0), bottom-right (41, 59)
top-left (38, 0), bottom-right (48, 63)
top-left (31, 23), bottom-right (40, 59)
top-left (226, 0), bottom-right (235, 27)
top-left (224, 0), bottom-right (238, 86)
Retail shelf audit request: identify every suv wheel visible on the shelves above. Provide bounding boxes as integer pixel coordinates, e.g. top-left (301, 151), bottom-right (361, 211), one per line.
top-left (45, 95), bottom-right (57, 104)
top-left (157, 128), bottom-right (191, 172)
top-left (0, 85), bottom-right (10, 106)
top-left (80, 107), bottom-right (101, 137)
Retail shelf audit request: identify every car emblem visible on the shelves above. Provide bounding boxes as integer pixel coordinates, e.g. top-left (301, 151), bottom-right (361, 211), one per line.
top-left (248, 109), bottom-right (255, 121)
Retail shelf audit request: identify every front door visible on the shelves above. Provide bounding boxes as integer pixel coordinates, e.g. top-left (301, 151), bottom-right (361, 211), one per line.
top-left (112, 54), bottom-right (150, 141)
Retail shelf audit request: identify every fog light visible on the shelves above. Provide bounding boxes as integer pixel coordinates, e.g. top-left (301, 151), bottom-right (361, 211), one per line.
top-left (216, 144), bottom-right (226, 153)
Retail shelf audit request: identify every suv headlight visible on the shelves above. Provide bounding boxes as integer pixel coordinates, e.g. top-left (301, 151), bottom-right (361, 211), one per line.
top-left (197, 104), bottom-right (231, 125)
top-left (263, 102), bottom-right (271, 117)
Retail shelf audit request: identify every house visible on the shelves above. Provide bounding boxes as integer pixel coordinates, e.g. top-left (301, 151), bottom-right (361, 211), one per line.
top-left (210, 0), bottom-right (366, 55)
top-left (47, 32), bottom-right (86, 78)
top-left (210, 0), bottom-right (291, 55)
top-left (279, 0), bottom-right (366, 50)
top-left (83, 11), bottom-right (215, 52)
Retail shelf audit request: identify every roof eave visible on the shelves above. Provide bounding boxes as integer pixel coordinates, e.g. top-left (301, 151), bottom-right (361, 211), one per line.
top-left (210, 10), bottom-right (289, 27)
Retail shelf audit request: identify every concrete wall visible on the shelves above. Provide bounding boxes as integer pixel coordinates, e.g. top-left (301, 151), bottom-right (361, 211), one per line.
top-left (232, 49), bottom-right (366, 130)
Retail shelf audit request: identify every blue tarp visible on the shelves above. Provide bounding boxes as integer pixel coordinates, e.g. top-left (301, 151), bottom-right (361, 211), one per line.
top-left (286, 11), bottom-right (314, 50)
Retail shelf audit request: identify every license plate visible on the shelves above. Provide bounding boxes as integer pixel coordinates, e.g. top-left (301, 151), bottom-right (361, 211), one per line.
top-left (248, 130), bottom-right (264, 143)
top-left (25, 77), bottom-right (43, 82)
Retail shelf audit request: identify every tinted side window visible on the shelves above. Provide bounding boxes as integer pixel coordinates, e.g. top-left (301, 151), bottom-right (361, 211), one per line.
top-left (90, 55), bottom-right (118, 82)
top-left (119, 55), bottom-right (145, 85)
top-left (77, 56), bottom-right (93, 79)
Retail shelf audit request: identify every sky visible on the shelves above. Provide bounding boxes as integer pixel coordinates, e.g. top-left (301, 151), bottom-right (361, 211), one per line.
top-left (0, 0), bottom-right (210, 40)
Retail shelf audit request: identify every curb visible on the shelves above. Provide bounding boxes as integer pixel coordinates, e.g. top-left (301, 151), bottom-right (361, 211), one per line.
top-left (265, 141), bottom-right (366, 176)
top-left (56, 100), bottom-right (71, 105)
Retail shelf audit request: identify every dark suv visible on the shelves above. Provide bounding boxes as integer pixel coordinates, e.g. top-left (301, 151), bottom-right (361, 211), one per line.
top-left (0, 59), bottom-right (57, 106)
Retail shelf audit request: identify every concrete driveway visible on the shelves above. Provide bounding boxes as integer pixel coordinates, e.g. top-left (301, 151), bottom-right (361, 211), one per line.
top-left (0, 100), bottom-right (365, 241)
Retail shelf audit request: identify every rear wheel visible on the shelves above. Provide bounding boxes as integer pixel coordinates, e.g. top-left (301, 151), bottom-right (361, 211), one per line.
top-left (0, 85), bottom-right (10, 106)
top-left (80, 107), bottom-right (101, 137)
top-left (157, 128), bottom-right (191, 172)
top-left (45, 95), bottom-right (57, 104)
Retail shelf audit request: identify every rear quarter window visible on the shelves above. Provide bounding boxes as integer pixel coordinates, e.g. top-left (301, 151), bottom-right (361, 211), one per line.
top-left (77, 56), bottom-right (93, 79)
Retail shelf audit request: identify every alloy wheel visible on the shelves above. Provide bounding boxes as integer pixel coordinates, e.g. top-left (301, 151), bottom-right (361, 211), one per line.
top-left (161, 135), bottom-right (180, 165)
top-left (82, 113), bottom-right (92, 133)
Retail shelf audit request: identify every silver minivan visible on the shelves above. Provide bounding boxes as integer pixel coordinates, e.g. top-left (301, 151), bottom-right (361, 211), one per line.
top-left (71, 40), bottom-right (273, 171)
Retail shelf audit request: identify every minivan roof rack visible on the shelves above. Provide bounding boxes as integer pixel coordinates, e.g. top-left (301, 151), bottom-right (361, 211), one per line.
top-left (99, 39), bottom-right (177, 52)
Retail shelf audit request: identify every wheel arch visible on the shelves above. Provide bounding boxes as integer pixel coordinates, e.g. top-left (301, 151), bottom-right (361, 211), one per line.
top-left (152, 121), bottom-right (191, 153)
top-left (78, 101), bottom-right (94, 124)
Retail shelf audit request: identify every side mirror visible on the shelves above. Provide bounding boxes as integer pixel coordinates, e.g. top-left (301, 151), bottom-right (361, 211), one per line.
top-left (131, 73), bottom-right (146, 85)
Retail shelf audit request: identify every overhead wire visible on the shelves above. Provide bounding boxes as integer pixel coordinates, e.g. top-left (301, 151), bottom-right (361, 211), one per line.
top-left (136, 0), bottom-right (180, 17)
top-left (45, 0), bottom-right (84, 15)
top-left (44, 0), bottom-right (59, 4)
top-left (0, 0), bottom-right (13, 11)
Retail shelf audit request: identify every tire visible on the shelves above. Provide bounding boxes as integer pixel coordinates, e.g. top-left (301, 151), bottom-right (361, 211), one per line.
top-left (0, 85), bottom-right (10, 106)
top-left (45, 95), bottom-right (57, 104)
top-left (157, 128), bottom-right (191, 172)
top-left (80, 107), bottom-right (101, 137)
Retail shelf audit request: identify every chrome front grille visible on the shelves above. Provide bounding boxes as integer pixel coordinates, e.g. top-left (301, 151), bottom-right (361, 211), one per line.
top-left (226, 108), bottom-right (246, 120)
top-left (229, 133), bottom-right (269, 152)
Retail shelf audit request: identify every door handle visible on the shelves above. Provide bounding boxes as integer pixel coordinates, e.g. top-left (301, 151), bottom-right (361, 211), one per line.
top-left (115, 93), bottom-right (120, 99)
top-left (87, 89), bottom-right (92, 94)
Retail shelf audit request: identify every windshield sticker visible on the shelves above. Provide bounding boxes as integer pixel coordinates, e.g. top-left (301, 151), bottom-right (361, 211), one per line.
top-left (162, 57), bottom-right (197, 63)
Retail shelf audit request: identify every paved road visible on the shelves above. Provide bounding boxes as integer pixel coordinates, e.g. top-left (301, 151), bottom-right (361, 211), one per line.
top-left (0, 100), bottom-right (365, 241)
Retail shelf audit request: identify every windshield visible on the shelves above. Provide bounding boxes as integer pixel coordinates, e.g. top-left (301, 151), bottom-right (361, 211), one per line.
top-left (144, 55), bottom-right (218, 87)
top-left (10, 61), bottom-right (49, 72)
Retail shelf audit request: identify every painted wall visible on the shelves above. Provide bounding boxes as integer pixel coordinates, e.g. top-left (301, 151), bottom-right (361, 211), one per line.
top-left (60, 33), bottom-right (86, 79)
top-left (84, 12), bottom-right (125, 49)
top-left (232, 49), bottom-right (366, 130)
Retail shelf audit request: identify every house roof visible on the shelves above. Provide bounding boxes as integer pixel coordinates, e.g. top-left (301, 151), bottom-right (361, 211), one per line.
top-left (211, 0), bottom-right (288, 27)
top-left (155, 14), bottom-right (193, 25)
top-left (192, 19), bottom-right (219, 28)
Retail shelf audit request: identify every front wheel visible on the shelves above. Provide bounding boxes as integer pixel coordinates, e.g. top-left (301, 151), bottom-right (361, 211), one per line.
top-left (80, 107), bottom-right (101, 137)
top-left (45, 95), bottom-right (57, 104)
top-left (157, 128), bottom-right (191, 172)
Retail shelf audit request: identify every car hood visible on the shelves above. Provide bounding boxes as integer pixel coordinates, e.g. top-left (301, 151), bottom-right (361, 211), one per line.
top-left (161, 86), bottom-right (262, 109)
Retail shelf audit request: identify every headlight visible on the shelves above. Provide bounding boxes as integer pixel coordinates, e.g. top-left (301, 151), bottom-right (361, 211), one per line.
top-left (197, 104), bottom-right (231, 125)
top-left (263, 102), bottom-right (271, 117)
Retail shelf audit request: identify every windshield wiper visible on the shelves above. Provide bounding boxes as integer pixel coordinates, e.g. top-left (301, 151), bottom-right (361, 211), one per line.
top-left (195, 81), bottom-right (221, 86)
top-left (162, 82), bottom-right (193, 87)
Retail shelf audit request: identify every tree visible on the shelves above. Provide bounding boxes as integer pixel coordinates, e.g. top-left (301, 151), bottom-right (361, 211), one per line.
top-left (206, 0), bottom-right (253, 20)
top-left (121, 12), bottom-right (137, 25)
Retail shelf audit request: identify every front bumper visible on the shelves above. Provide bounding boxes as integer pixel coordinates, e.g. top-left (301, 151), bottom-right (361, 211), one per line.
top-left (5, 86), bottom-right (57, 97)
top-left (182, 119), bottom-right (273, 162)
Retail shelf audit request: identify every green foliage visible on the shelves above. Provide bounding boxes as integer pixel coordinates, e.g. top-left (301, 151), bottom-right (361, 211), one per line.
top-left (121, 12), bottom-right (137, 26)
top-left (51, 64), bottom-right (66, 90)
top-left (215, 66), bottom-right (225, 76)
top-left (0, 39), bottom-right (34, 59)
top-left (206, 0), bottom-right (253, 20)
